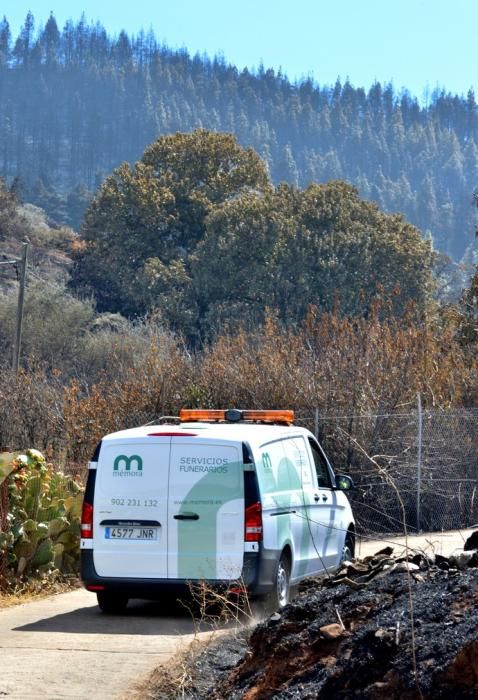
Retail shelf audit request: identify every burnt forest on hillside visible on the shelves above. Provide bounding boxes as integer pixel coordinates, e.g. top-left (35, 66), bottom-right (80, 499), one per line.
top-left (0, 12), bottom-right (478, 264)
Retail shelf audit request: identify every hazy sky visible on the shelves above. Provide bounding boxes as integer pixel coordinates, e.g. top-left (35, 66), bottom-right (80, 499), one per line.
top-left (3, 0), bottom-right (476, 101)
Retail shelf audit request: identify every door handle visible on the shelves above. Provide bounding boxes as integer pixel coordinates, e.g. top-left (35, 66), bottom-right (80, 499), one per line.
top-left (174, 513), bottom-right (199, 520)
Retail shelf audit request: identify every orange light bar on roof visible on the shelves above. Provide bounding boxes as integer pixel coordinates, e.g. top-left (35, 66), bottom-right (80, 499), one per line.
top-left (179, 409), bottom-right (226, 422)
top-left (242, 410), bottom-right (294, 425)
top-left (179, 409), bottom-right (295, 425)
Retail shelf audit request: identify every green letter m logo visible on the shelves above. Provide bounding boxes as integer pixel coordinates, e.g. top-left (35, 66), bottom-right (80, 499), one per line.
top-left (113, 454), bottom-right (143, 472)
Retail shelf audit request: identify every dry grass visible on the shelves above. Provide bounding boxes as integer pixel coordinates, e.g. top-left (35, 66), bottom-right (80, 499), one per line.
top-left (3, 302), bottom-right (477, 470)
top-left (0, 574), bottom-right (80, 609)
top-left (127, 637), bottom-right (206, 700)
top-left (126, 583), bottom-right (256, 700)
top-left (126, 627), bottom-right (248, 700)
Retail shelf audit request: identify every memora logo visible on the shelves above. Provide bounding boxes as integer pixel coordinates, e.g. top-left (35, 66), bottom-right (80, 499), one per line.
top-left (113, 454), bottom-right (143, 477)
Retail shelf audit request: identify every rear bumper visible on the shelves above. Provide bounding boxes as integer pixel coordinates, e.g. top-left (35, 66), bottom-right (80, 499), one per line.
top-left (81, 546), bottom-right (281, 599)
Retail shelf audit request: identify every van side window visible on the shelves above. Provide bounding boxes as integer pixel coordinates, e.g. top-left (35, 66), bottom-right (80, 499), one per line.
top-left (308, 438), bottom-right (332, 488)
top-left (287, 437), bottom-right (314, 488)
top-left (258, 440), bottom-right (289, 494)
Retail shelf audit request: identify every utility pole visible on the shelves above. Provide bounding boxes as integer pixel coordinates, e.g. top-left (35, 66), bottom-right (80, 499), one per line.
top-left (12, 242), bottom-right (28, 374)
top-left (0, 242), bottom-right (29, 373)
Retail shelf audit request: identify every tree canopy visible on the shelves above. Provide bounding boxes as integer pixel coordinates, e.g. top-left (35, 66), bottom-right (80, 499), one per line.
top-left (71, 130), bottom-right (435, 338)
top-left (195, 181), bottom-right (434, 329)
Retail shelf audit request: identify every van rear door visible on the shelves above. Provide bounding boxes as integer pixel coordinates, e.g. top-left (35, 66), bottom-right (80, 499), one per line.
top-left (168, 440), bottom-right (244, 580)
top-left (92, 440), bottom-right (169, 578)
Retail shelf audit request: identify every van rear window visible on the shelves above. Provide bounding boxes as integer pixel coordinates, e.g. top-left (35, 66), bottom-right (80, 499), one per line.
top-left (90, 441), bottom-right (102, 462)
top-left (244, 471), bottom-right (260, 508)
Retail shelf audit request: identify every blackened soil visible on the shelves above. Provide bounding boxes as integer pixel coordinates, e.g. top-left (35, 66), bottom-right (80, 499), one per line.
top-left (152, 567), bottom-right (478, 699)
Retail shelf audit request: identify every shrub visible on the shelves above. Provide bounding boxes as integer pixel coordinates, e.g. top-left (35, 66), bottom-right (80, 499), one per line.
top-left (0, 366), bottom-right (64, 455)
top-left (0, 279), bottom-right (95, 373)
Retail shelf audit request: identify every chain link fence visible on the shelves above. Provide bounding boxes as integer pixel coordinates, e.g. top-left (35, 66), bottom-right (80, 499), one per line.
top-left (297, 406), bottom-right (478, 537)
top-left (1, 408), bottom-right (477, 545)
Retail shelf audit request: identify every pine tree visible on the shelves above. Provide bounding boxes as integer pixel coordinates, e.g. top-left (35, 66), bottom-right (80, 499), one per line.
top-left (0, 16), bottom-right (11, 66)
top-left (42, 13), bottom-right (60, 68)
top-left (13, 11), bottom-right (34, 67)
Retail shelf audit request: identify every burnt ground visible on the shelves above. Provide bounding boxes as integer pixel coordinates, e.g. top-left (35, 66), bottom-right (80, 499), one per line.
top-left (150, 546), bottom-right (478, 700)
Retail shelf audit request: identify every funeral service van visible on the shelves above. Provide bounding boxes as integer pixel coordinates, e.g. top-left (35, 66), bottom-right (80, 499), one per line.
top-left (80, 409), bottom-right (355, 613)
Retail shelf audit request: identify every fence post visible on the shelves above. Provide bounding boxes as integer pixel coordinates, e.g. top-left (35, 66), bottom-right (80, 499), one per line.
top-left (416, 393), bottom-right (423, 532)
top-left (0, 479), bottom-right (8, 586)
top-left (315, 407), bottom-right (319, 438)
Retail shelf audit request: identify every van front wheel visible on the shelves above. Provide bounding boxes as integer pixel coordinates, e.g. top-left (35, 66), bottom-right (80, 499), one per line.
top-left (274, 554), bottom-right (291, 609)
top-left (96, 591), bottom-right (128, 614)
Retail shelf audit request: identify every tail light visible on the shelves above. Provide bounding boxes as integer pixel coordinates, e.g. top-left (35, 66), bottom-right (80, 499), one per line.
top-left (81, 501), bottom-right (93, 539)
top-left (245, 501), bottom-right (263, 542)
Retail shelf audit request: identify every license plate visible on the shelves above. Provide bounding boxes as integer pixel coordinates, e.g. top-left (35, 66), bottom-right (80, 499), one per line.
top-left (105, 526), bottom-right (158, 540)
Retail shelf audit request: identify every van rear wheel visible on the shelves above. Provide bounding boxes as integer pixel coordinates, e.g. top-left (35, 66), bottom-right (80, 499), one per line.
top-left (96, 591), bottom-right (128, 614)
top-left (252, 553), bottom-right (291, 616)
top-left (341, 532), bottom-right (355, 563)
top-left (274, 553), bottom-right (291, 609)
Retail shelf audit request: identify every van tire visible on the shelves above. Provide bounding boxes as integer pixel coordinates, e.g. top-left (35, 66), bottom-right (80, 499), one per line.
top-left (274, 553), bottom-right (291, 609)
top-left (251, 553), bottom-right (291, 617)
top-left (341, 532), bottom-right (355, 563)
top-left (96, 591), bottom-right (128, 614)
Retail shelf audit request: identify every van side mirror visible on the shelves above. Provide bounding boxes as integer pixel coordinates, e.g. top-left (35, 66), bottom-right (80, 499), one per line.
top-left (335, 474), bottom-right (354, 491)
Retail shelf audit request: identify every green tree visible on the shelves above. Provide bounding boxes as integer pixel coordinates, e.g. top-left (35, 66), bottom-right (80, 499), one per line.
top-left (289, 181), bottom-right (435, 317)
top-left (193, 190), bottom-right (286, 332)
top-left (140, 129), bottom-right (269, 248)
top-left (193, 181), bottom-right (435, 331)
top-left (70, 129), bottom-right (269, 318)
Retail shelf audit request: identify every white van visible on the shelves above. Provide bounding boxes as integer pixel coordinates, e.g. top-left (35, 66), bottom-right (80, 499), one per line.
top-left (80, 409), bottom-right (355, 613)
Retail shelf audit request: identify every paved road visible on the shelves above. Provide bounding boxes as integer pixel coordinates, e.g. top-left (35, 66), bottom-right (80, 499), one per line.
top-left (0, 588), bottom-right (216, 700)
top-left (1, 527), bottom-right (475, 699)
top-left (357, 526), bottom-right (476, 559)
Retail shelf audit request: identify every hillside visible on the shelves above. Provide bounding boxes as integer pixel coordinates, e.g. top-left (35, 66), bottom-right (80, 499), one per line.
top-left (0, 181), bottom-right (75, 294)
top-left (0, 13), bottom-right (477, 264)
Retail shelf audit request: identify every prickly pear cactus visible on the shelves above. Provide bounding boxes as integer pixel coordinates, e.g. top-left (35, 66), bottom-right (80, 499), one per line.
top-left (0, 452), bottom-right (17, 486)
top-left (0, 452), bottom-right (16, 582)
top-left (1, 449), bottom-right (83, 581)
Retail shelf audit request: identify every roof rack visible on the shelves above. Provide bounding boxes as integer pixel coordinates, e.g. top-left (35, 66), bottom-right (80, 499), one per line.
top-left (142, 416), bottom-right (181, 426)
